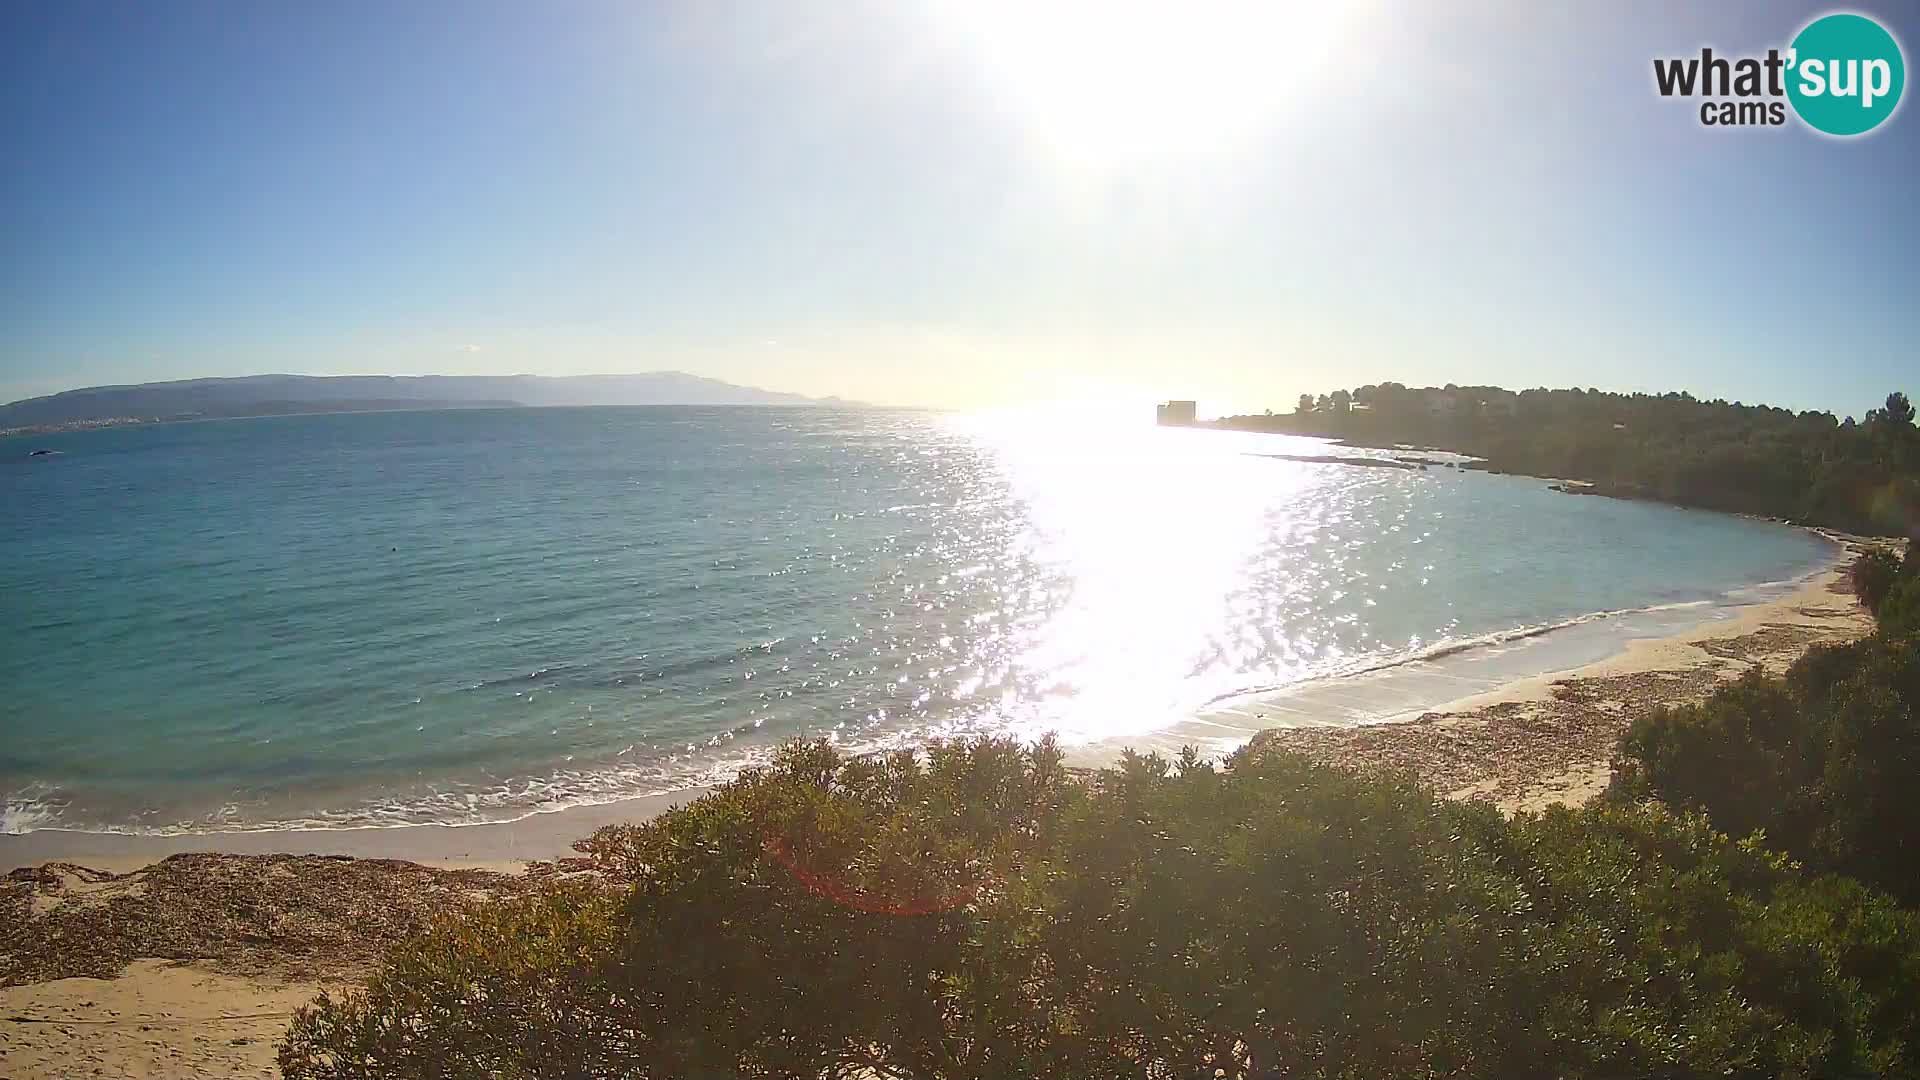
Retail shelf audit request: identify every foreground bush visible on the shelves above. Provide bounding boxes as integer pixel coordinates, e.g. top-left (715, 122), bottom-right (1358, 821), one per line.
top-left (1029, 751), bottom-right (1920, 1079)
top-left (1881, 571), bottom-right (1920, 638)
top-left (285, 737), bottom-right (1079, 1080)
top-left (1615, 603), bottom-right (1920, 903)
top-left (281, 738), bottom-right (1920, 1079)
top-left (1851, 547), bottom-right (1905, 614)
top-left (281, 885), bottom-right (624, 1077)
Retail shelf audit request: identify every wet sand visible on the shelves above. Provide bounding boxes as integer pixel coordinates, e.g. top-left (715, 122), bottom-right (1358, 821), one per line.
top-left (0, 787), bottom-right (707, 877)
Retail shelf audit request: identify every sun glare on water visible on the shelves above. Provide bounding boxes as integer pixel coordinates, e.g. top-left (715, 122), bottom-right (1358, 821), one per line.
top-left (931, 0), bottom-right (1369, 166)
top-left (950, 403), bottom-right (1317, 745)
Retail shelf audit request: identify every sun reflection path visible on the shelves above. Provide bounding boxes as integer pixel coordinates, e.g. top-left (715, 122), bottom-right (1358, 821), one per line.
top-left (948, 406), bottom-right (1350, 747)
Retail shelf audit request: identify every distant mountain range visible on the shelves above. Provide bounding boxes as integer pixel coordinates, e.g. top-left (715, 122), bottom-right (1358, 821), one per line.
top-left (0, 373), bottom-right (857, 431)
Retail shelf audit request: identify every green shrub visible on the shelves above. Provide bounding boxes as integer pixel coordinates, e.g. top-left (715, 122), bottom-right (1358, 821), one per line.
top-left (1614, 633), bottom-right (1920, 904)
top-left (278, 883), bottom-right (624, 1079)
top-left (1494, 803), bottom-right (1920, 1078)
top-left (1022, 750), bottom-right (1920, 1079)
top-left (1879, 572), bottom-right (1920, 638)
top-left (286, 736), bottom-right (1080, 1080)
top-left (1611, 667), bottom-right (1825, 854)
top-left (1851, 548), bottom-right (1904, 614)
top-left (1027, 749), bottom-right (1530, 1078)
top-left (1817, 638), bottom-right (1920, 885)
top-left (281, 739), bottom-right (1920, 1080)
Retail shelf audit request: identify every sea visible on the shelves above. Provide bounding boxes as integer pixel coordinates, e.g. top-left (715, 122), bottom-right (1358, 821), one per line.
top-left (0, 406), bottom-right (1834, 835)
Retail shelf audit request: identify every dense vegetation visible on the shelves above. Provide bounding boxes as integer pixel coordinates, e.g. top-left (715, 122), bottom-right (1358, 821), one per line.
top-left (1614, 542), bottom-right (1920, 903)
top-left (284, 721), bottom-right (1920, 1078)
top-left (1219, 385), bottom-right (1920, 537)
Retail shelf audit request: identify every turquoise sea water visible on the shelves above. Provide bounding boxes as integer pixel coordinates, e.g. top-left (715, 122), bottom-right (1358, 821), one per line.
top-left (0, 407), bottom-right (1832, 834)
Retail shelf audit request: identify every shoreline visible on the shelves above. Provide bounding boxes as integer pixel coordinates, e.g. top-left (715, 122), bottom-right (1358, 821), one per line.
top-left (1, 529), bottom-right (1862, 875)
top-left (1241, 535), bottom-right (1880, 813)
top-left (1060, 530), bottom-right (1853, 771)
top-left (0, 787), bottom-right (708, 877)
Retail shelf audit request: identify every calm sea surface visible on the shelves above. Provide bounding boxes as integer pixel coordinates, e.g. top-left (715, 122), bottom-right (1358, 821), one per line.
top-left (0, 407), bottom-right (1832, 833)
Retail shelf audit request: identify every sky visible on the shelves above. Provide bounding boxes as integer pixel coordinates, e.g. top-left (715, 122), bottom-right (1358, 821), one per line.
top-left (3, 1), bottom-right (1917, 416)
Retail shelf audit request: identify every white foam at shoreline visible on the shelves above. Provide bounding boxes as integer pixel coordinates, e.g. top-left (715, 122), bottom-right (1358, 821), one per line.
top-left (1061, 542), bottom-right (1846, 770)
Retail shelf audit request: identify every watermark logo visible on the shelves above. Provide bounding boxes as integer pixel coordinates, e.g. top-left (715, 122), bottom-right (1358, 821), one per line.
top-left (1653, 11), bottom-right (1904, 136)
top-left (1788, 13), bottom-right (1904, 134)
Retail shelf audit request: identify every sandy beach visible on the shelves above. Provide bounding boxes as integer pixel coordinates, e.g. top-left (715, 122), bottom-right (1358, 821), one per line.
top-left (0, 791), bottom-right (704, 1077)
top-left (0, 536), bottom-right (1889, 1079)
top-left (1242, 542), bottom-right (1878, 814)
top-left (2, 856), bottom-right (547, 1078)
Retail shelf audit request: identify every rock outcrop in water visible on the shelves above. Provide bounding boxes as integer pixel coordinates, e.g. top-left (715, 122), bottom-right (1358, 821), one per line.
top-left (1249, 452), bottom-right (1424, 471)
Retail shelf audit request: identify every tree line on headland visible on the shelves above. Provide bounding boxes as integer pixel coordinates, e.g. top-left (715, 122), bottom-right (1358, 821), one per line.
top-left (280, 547), bottom-right (1920, 1078)
top-left (1214, 384), bottom-right (1920, 539)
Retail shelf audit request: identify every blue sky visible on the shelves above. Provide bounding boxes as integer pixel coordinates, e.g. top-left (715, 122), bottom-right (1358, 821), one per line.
top-left (3, 1), bottom-right (1915, 415)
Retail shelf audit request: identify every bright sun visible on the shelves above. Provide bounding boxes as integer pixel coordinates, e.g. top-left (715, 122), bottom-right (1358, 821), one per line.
top-left (930, 0), bottom-right (1367, 167)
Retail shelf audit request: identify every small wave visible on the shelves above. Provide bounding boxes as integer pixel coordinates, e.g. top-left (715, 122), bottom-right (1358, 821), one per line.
top-left (1193, 541), bottom-right (1845, 718)
top-left (1194, 594), bottom-right (1742, 713)
top-left (453, 640), bottom-right (790, 696)
top-left (0, 709), bottom-right (995, 838)
top-left (462, 663), bottom-right (580, 692)
top-left (0, 743), bottom-right (788, 837)
top-left (626, 639), bottom-right (791, 684)
top-left (2, 786), bottom-right (69, 835)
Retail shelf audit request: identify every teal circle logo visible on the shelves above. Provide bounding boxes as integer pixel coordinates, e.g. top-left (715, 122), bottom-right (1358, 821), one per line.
top-left (1787, 13), bottom-right (1905, 135)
